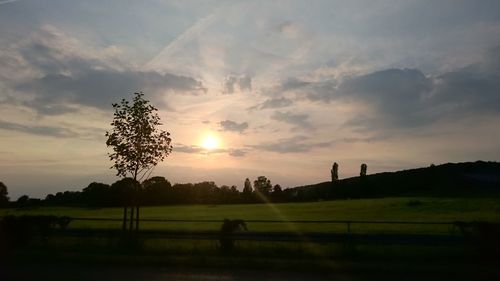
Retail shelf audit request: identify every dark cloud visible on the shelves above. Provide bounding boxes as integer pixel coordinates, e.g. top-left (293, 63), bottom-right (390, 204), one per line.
top-left (271, 111), bottom-right (313, 131)
top-left (264, 47), bottom-right (500, 131)
top-left (223, 74), bottom-right (252, 94)
top-left (430, 67), bottom-right (500, 116)
top-left (6, 27), bottom-right (207, 115)
top-left (337, 68), bottom-right (433, 127)
top-left (249, 136), bottom-right (331, 154)
top-left (219, 120), bottom-right (249, 133)
top-left (16, 70), bottom-right (206, 113)
top-left (337, 63), bottom-right (500, 129)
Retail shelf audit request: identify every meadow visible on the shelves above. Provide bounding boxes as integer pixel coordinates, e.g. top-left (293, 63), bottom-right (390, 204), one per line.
top-left (2, 197), bottom-right (500, 234)
top-left (3, 197), bottom-right (500, 275)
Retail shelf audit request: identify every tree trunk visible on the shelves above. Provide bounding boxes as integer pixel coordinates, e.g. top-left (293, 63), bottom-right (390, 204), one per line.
top-left (135, 206), bottom-right (140, 232)
top-left (129, 205), bottom-right (135, 231)
top-left (122, 206), bottom-right (127, 231)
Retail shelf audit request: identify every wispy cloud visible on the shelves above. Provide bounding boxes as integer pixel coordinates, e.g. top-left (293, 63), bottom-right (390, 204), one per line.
top-left (249, 136), bottom-right (331, 154)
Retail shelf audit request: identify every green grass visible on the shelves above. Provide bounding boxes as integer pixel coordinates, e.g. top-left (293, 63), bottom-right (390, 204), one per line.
top-left (2, 197), bottom-right (500, 233)
top-left (4, 197), bottom-right (500, 273)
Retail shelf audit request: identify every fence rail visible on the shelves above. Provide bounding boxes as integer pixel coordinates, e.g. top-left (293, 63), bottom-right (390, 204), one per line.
top-left (3, 216), bottom-right (495, 246)
top-left (70, 217), bottom-right (461, 234)
top-left (72, 217), bottom-right (458, 224)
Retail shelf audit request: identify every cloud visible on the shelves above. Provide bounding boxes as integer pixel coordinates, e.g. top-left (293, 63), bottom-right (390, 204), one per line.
top-left (271, 111), bottom-right (313, 131)
top-left (336, 60), bottom-right (500, 129)
top-left (223, 74), bottom-right (252, 94)
top-left (173, 144), bottom-right (206, 154)
top-left (228, 149), bottom-right (246, 157)
top-left (249, 97), bottom-right (294, 110)
top-left (262, 47), bottom-right (500, 131)
top-left (337, 68), bottom-right (433, 127)
top-left (263, 77), bottom-right (337, 103)
top-left (249, 136), bottom-right (331, 154)
top-left (219, 120), bottom-right (249, 133)
top-left (173, 144), bottom-right (247, 157)
top-left (5, 26), bottom-right (207, 115)
top-left (16, 70), bottom-right (206, 114)
top-left (0, 120), bottom-right (77, 138)
top-left (0, 119), bottom-right (103, 139)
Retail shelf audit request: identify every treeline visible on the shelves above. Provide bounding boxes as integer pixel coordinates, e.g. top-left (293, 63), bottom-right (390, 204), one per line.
top-left (5, 161), bottom-right (500, 208)
top-left (11, 176), bottom-right (295, 208)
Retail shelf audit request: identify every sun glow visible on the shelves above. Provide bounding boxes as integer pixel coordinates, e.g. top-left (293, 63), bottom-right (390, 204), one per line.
top-left (202, 134), bottom-right (219, 150)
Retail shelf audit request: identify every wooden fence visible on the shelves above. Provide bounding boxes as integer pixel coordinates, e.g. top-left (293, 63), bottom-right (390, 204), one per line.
top-left (62, 218), bottom-right (469, 246)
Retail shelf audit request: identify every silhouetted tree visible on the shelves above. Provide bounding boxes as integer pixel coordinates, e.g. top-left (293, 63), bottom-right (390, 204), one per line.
top-left (142, 176), bottom-right (172, 205)
top-left (16, 195), bottom-right (29, 207)
top-left (105, 92), bottom-right (173, 232)
top-left (272, 184), bottom-right (283, 202)
top-left (0, 182), bottom-right (8, 207)
top-left (360, 163), bottom-right (367, 177)
top-left (331, 162), bottom-right (339, 182)
top-left (242, 178), bottom-right (253, 203)
top-left (81, 182), bottom-right (111, 206)
top-left (254, 176), bottom-right (272, 201)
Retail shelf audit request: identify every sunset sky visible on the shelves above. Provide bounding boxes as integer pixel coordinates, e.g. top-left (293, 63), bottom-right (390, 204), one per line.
top-left (1, 0), bottom-right (500, 199)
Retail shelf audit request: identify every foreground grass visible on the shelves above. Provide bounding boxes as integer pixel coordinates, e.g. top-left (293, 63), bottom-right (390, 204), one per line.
top-left (2, 197), bottom-right (499, 233)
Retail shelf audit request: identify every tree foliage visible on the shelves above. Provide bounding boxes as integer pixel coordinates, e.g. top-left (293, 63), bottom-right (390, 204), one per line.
top-left (254, 176), bottom-right (272, 198)
top-left (105, 92), bottom-right (172, 181)
top-left (0, 181), bottom-right (8, 207)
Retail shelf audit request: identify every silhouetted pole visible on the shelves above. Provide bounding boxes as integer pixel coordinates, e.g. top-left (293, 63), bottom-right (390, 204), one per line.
top-left (122, 206), bottom-right (127, 231)
top-left (129, 204), bottom-right (135, 231)
top-left (135, 206), bottom-right (139, 232)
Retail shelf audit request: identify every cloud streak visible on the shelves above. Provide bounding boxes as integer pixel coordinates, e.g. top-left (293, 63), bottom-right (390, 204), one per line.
top-left (249, 136), bottom-right (331, 154)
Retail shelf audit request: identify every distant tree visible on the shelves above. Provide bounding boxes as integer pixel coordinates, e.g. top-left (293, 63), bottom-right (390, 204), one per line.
top-left (272, 184), bottom-right (283, 202)
top-left (105, 92), bottom-right (173, 232)
top-left (360, 163), bottom-right (367, 177)
top-left (0, 181), bottom-right (8, 207)
top-left (16, 195), bottom-right (29, 207)
top-left (242, 178), bottom-right (253, 203)
top-left (331, 162), bottom-right (339, 182)
top-left (82, 182), bottom-right (111, 206)
top-left (254, 176), bottom-right (272, 201)
top-left (142, 176), bottom-right (172, 205)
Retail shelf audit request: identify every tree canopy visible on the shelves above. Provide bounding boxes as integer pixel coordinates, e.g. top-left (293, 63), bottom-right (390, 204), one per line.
top-left (105, 92), bottom-right (172, 181)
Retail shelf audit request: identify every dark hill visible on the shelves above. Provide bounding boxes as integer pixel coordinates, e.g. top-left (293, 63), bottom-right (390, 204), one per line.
top-left (289, 161), bottom-right (500, 201)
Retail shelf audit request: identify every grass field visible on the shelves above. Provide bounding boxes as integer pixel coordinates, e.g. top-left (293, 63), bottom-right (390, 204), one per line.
top-left (2, 197), bottom-right (500, 233)
top-left (3, 197), bottom-right (500, 274)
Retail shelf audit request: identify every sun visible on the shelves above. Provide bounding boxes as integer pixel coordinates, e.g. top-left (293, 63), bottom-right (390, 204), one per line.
top-left (202, 134), bottom-right (219, 150)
